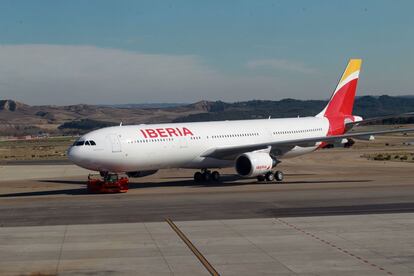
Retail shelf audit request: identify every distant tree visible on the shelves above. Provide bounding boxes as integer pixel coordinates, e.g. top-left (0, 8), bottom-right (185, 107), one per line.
top-left (58, 119), bottom-right (116, 131)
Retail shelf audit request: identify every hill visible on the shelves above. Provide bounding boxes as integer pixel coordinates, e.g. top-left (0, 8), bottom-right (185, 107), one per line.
top-left (0, 99), bottom-right (208, 136)
top-left (1, 95), bottom-right (413, 136)
top-left (174, 95), bottom-right (414, 122)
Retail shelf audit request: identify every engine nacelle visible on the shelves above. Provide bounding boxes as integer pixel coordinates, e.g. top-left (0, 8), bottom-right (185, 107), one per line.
top-left (235, 152), bottom-right (275, 177)
top-left (126, 170), bottom-right (158, 178)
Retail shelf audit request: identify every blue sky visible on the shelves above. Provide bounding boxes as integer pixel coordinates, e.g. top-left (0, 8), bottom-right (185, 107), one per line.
top-left (0, 0), bottom-right (413, 104)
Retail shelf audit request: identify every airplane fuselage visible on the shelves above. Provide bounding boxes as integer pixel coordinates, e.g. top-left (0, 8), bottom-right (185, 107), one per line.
top-left (68, 116), bottom-right (329, 173)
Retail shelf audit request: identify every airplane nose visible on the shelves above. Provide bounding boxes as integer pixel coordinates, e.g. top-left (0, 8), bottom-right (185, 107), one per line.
top-left (67, 146), bottom-right (75, 162)
top-left (67, 146), bottom-right (82, 164)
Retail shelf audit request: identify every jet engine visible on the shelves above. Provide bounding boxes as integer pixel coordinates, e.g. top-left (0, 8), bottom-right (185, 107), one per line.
top-left (126, 170), bottom-right (158, 178)
top-left (235, 152), bottom-right (276, 177)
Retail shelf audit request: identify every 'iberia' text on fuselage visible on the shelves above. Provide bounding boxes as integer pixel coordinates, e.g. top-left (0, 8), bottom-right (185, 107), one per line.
top-left (140, 127), bottom-right (194, 139)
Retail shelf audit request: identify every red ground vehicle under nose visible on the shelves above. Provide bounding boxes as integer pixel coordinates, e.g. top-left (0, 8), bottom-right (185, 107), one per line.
top-left (87, 174), bottom-right (128, 193)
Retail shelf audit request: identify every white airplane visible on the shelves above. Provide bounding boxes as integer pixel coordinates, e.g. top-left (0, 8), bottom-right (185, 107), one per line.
top-left (68, 59), bottom-right (414, 182)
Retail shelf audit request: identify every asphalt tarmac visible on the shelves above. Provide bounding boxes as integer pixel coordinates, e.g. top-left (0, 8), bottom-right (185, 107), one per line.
top-left (1, 149), bottom-right (414, 227)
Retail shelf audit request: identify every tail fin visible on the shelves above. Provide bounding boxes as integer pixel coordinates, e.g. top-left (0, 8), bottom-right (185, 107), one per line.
top-left (317, 59), bottom-right (362, 118)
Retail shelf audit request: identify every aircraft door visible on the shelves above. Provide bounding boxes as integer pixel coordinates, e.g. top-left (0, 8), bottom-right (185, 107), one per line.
top-left (179, 135), bottom-right (189, 149)
top-left (107, 134), bottom-right (122, 152)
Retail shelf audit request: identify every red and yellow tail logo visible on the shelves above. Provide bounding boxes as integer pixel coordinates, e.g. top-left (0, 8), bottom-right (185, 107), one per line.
top-left (317, 59), bottom-right (362, 135)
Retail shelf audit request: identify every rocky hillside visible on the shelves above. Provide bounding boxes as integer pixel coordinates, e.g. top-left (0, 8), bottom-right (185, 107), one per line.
top-left (0, 100), bottom-right (209, 136)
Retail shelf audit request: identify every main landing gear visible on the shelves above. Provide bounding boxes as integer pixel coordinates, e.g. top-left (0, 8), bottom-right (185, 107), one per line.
top-left (194, 169), bottom-right (221, 182)
top-left (257, 170), bottom-right (284, 182)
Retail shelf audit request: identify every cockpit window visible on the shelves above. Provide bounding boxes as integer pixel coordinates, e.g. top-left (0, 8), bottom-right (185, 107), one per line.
top-left (73, 141), bottom-right (85, 146)
top-left (72, 140), bottom-right (96, 146)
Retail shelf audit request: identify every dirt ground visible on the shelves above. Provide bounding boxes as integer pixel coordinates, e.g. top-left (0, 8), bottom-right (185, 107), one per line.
top-left (0, 136), bottom-right (75, 161)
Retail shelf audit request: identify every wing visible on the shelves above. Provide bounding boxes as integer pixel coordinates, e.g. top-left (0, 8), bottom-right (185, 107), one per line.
top-left (201, 127), bottom-right (414, 160)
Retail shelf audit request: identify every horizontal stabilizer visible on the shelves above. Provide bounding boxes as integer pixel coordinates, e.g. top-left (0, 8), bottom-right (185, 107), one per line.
top-left (345, 113), bottom-right (414, 129)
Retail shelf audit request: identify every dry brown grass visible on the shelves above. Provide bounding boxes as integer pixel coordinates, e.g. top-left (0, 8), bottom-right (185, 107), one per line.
top-left (0, 136), bottom-right (75, 161)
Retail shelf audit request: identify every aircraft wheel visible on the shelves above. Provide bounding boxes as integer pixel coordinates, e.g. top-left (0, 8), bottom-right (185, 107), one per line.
top-left (211, 171), bottom-right (220, 182)
top-left (257, 175), bottom-right (265, 182)
top-left (202, 171), bottom-right (211, 181)
top-left (265, 172), bottom-right (275, 182)
top-left (194, 172), bottom-right (203, 182)
top-left (275, 171), bottom-right (284, 182)
top-left (99, 171), bottom-right (108, 177)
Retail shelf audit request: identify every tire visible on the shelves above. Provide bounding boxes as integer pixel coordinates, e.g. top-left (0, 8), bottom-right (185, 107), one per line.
top-left (99, 171), bottom-right (108, 177)
top-left (194, 172), bottom-right (203, 182)
top-left (211, 171), bottom-right (220, 182)
top-left (265, 172), bottom-right (275, 182)
top-left (202, 172), bottom-right (211, 182)
top-left (275, 171), bottom-right (284, 182)
top-left (257, 175), bottom-right (265, 182)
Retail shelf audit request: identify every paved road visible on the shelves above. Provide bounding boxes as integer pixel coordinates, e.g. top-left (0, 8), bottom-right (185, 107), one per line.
top-left (1, 174), bottom-right (414, 227)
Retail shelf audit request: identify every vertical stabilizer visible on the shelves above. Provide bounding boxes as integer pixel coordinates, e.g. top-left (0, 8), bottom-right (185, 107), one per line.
top-left (317, 59), bottom-right (362, 135)
top-left (317, 59), bottom-right (362, 118)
